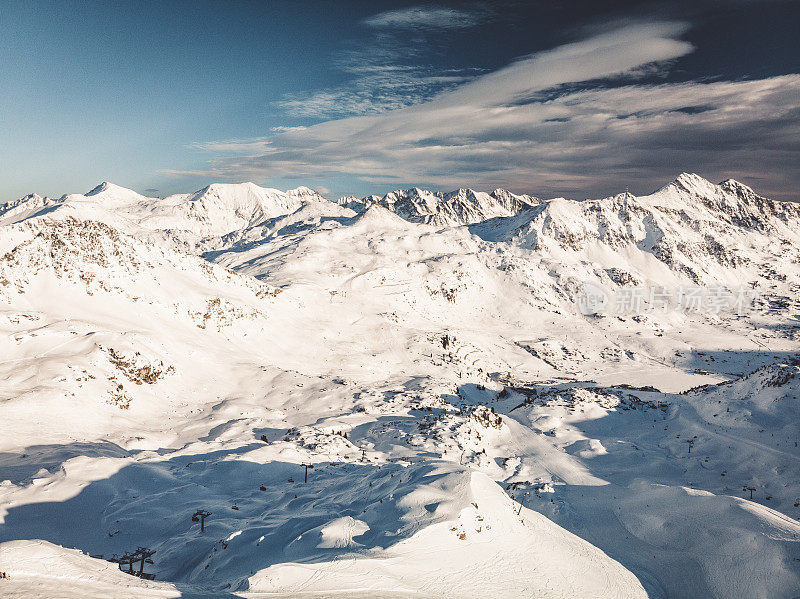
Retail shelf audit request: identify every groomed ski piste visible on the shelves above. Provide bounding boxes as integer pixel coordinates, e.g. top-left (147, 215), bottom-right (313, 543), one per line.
top-left (1, 173), bottom-right (799, 598)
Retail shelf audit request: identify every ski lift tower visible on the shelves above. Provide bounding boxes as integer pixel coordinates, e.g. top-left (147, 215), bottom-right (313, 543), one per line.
top-left (192, 509), bottom-right (212, 532)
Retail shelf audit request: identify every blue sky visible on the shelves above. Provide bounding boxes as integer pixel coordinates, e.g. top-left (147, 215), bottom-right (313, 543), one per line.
top-left (1, 0), bottom-right (798, 202)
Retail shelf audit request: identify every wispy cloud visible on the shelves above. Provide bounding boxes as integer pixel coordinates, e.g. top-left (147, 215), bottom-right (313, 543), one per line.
top-left (189, 138), bottom-right (271, 153)
top-left (271, 5), bottom-right (487, 119)
top-left (275, 68), bottom-right (475, 118)
top-left (270, 126), bottom-right (307, 133)
top-left (362, 5), bottom-right (483, 30)
top-left (172, 21), bottom-right (800, 201)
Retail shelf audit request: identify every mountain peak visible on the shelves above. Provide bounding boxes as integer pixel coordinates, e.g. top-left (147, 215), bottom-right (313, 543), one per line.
top-left (82, 182), bottom-right (149, 206)
top-left (286, 186), bottom-right (326, 201)
top-left (86, 181), bottom-right (133, 196)
top-left (287, 185), bottom-right (316, 194)
top-left (200, 181), bottom-right (262, 194)
top-left (649, 172), bottom-right (718, 198)
top-left (672, 172), bottom-right (715, 189)
top-left (356, 203), bottom-right (411, 227)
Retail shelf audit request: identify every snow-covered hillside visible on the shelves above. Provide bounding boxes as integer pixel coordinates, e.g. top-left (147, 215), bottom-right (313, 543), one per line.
top-left (1, 174), bottom-right (798, 598)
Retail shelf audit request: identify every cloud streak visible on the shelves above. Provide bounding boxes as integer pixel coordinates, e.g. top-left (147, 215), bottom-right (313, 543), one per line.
top-left (362, 5), bottom-right (483, 30)
top-left (174, 21), bottom-right (800, 201)
top-left (274, 68), bottom-right (475, 118)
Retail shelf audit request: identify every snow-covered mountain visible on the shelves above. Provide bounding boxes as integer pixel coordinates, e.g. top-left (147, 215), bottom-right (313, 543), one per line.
top-left (470, 172), bottom-right (800, 292)
top-left (339, 186), bottom-right (541, 226)
top-left (1, 174), bottom-right (799, 598)
top-left (0, 181), bottom-right (326, 239)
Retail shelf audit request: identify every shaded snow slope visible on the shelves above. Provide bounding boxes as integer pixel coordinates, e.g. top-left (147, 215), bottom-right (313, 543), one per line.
top-left (247, 471), bottom-right (647, 598)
